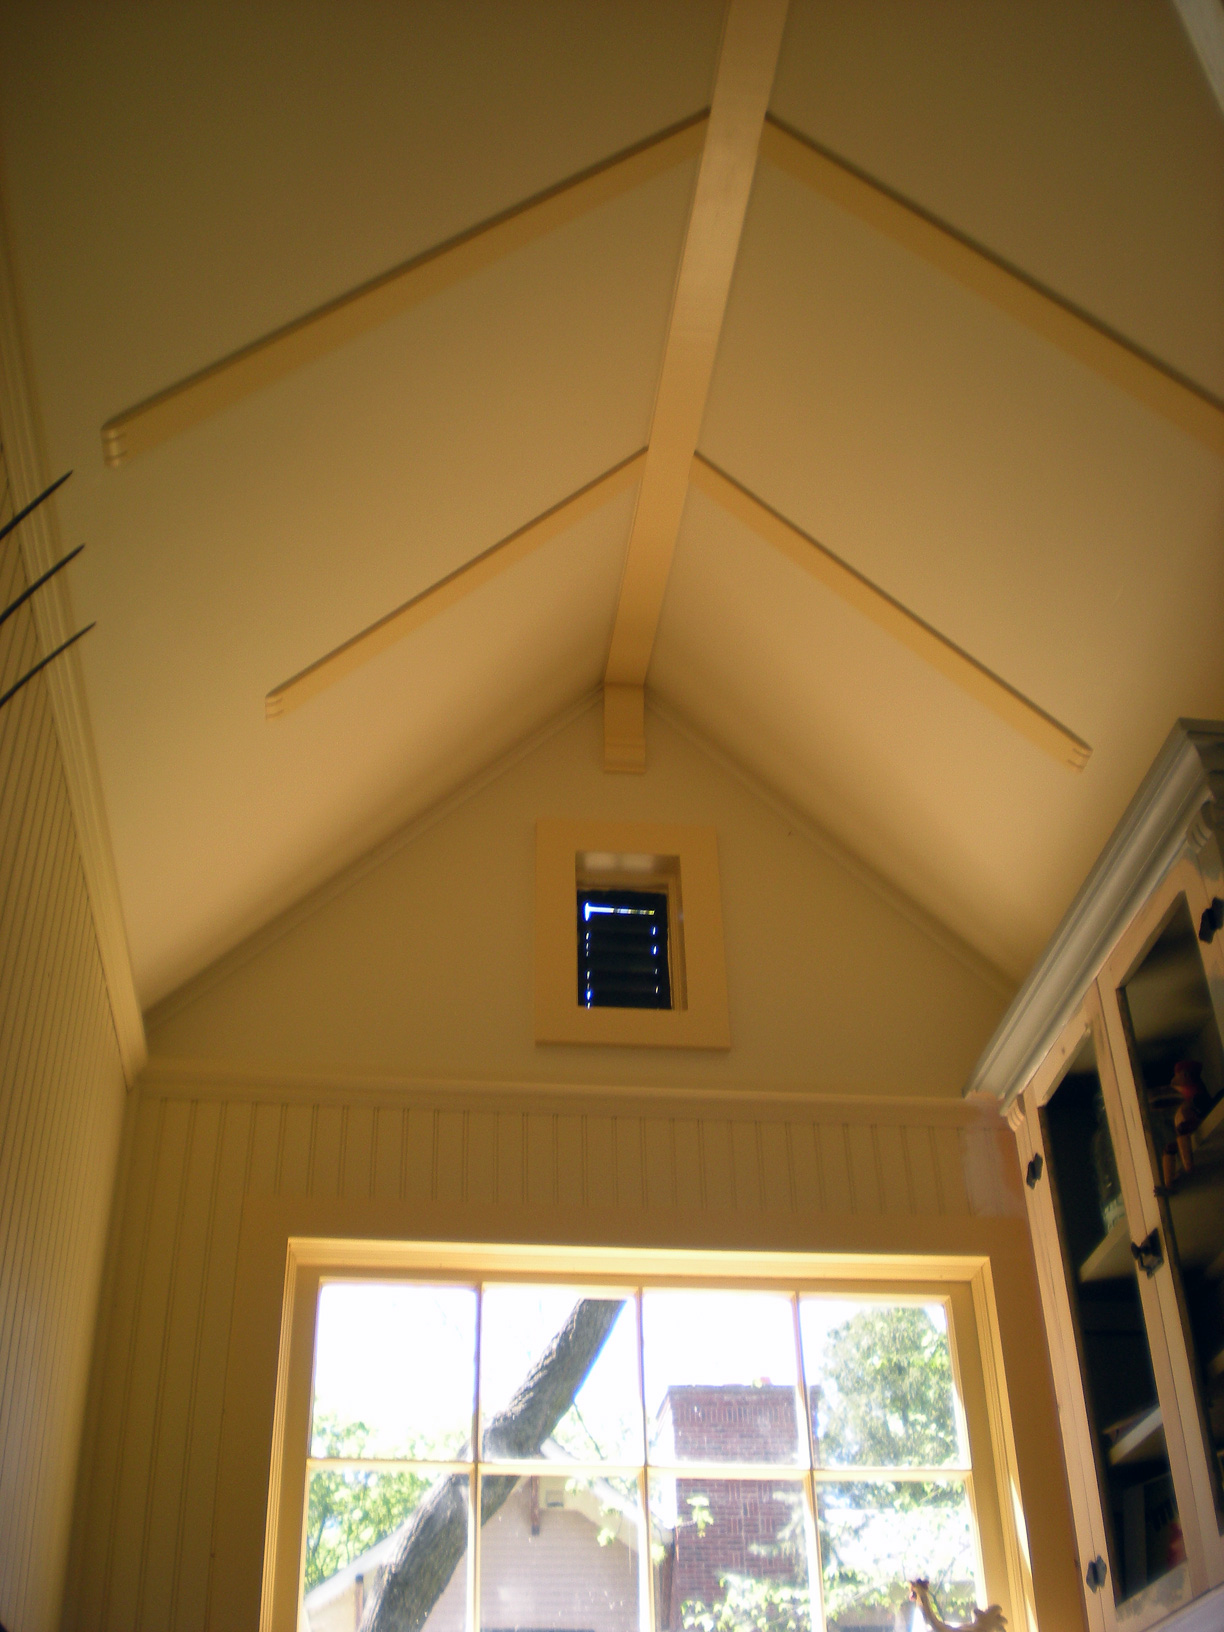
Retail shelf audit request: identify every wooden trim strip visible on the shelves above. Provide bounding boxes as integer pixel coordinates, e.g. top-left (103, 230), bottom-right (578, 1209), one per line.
top-left (692, 453), bottom-right (1091, 770)
top-left (0, 186), bottom-right (146, 1080)
top-left (265, 450), bottom-right (646, 718)
top-left (100, 115), bottom-right (708, 468)
top-left (603, 0), bottom-right (790, 724)
top-left (137, 1056), bottom-right (1008, 1125)
top-left (761, 116), bottom-right (1224, 459)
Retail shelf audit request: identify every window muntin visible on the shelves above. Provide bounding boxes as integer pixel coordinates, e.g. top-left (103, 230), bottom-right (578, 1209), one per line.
top-left (301, 1283), bottom-right (984, 1632)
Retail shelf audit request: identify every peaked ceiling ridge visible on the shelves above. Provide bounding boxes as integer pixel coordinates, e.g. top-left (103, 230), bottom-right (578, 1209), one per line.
top-left (97, 101), bottom-right (1224, 477)
top-left (647, 691), bottom-right (1016, 1001)
top-left (142, 688), bottom-right (604, 1037)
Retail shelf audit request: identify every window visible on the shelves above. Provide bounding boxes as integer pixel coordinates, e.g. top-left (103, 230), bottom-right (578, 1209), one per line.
top-left (264, 1249), bottom-right (1027, 1632)
top-left (578, 890), bottom-right (672, 1009)
top-left (534, 821), bottom-right (729, 1047)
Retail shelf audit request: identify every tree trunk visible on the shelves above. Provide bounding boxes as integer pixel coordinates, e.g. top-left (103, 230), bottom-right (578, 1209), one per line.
top-left (362, 1297), bottom-right (624, 1632)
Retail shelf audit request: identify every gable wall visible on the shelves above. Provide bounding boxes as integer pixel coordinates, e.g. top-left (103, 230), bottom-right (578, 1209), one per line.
top-left (146, 702), bottom-right (1010, 1096)
top-left (63, 701), bottom-right (1085, 1631)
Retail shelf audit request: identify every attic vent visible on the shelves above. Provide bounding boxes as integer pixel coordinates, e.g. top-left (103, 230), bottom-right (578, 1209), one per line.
top-left (577, 889), bottom-right (671, 1009)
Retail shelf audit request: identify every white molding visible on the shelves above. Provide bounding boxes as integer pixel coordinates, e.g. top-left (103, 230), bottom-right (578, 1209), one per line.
top-left (137, 1053), bottom-right (1001, 1123)
top-left (0, 182), bottom-right (147, 1083)
top-left (964, 719), bottom-right (1224, 1110)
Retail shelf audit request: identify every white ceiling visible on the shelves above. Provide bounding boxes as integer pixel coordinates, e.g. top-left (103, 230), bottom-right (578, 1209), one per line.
top-left (0, 0), bottom-right (1222, 1007)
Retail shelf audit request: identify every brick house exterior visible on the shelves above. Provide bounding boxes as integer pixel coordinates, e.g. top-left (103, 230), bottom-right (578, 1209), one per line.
top-left (654, 1385), bottom-right (809, 1631)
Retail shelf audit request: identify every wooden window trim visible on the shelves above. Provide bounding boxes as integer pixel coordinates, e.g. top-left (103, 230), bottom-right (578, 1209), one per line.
top-left (261, 1241), bottom-right (1035, 1632)
top-left (534, 820), bottom-right (730, 1048)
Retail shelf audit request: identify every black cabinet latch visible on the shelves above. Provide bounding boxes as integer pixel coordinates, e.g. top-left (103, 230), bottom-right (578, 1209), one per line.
top-left (1025, 1153), bottom-right (1043, 1189)
top-left (1200, 898), bottom-right (1224, 944)
top-left (1085, 1557), bottom-right (1107, 1592)
top-left (1131, 1229), bottom-right (1163, 1277)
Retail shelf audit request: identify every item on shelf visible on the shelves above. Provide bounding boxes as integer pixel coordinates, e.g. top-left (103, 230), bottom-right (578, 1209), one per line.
top-left (1149, 1060), bottom-right (1211, 1187)
top-left (1090, 1088), bottom-right (1126, 1234)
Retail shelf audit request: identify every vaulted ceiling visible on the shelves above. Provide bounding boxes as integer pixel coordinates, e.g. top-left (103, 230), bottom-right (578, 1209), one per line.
top-left (1, 0), bottom-right (1222, 1011)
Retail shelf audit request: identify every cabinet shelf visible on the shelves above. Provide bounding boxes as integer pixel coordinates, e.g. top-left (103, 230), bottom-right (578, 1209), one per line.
top-left (1080, 1217), bottom-right (1131, 1283)
top-left (1193, 1095), bottom-right (1224, 1155)
top-left (1107, 1404), bottom-right (1165, 1467)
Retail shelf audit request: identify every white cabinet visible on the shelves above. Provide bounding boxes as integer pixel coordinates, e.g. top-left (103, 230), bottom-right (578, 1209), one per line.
top-left (968, 722), bottom-right (1224, 1630)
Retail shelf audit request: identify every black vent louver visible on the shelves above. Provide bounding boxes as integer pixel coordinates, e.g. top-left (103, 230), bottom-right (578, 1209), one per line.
top-left (577, 888), bottom-right (671, 1009)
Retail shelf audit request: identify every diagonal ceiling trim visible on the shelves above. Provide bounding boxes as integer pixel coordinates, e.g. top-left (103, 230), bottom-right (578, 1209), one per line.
top-left (266, 449), bottom-right (646, 719)
top-left (691, 453), bottom-right (1092, 770)
top-left (602, 0), bottom-right (789, 772)
top-left (100, 114), bottom-right (707, 468)
top-left (762, 115), bottom-right (1224, 459)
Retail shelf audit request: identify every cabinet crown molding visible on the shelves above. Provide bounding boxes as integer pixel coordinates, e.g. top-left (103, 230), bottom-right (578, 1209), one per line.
top-left (965, 718), bottom-right (1224, 1111)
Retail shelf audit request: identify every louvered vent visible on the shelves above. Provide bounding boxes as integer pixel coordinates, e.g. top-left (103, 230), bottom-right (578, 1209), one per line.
top-left (577, 888), bottom-right (671, 1009)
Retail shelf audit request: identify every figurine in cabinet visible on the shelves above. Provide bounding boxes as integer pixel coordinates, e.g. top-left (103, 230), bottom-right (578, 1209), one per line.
top-left (1151, 1059), bottom-right (1210, 1187)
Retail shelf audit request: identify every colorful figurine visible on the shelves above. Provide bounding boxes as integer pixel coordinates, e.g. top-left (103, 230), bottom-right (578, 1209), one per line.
top-left (907, 1578), bottom-right (1006, 1632)
top-left (1150, 1060), bottom-right (1211, 1188)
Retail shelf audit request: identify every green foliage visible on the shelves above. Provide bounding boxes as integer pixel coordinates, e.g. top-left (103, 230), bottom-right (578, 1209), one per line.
top-left (816, 1304), bottom-right (959, 1472)
top-left (813, 1307), bottom-right (976, 1626)
top-left (682, 1575), bottom-right (811, 1632)
top-left (304, 1416), bottom-right (429, 1592)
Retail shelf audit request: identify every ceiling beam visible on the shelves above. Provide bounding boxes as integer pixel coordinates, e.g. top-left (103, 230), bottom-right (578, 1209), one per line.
top-left (762, 116), bottom-right (1224, 460)
top-left (266, 449), bottom-right (645, 720)
top-left (692, 454), bottom-right (1092, 770)
top-left (602, 0), bottom-right (790, 770)
top-left (100, 116), bottom-right (707, 469)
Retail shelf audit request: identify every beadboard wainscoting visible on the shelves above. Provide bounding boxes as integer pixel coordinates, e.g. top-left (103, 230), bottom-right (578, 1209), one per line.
top-left (0, 443), bottom-right (128, 1632)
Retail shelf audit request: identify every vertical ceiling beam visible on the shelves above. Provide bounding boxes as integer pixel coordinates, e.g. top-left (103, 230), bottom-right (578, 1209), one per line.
top-left (602, 0), bottom-right (789, 771)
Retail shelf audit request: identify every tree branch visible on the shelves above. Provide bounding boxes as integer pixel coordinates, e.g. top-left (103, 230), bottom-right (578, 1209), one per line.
top-left (361, 1298), bottom-right (624, 1632)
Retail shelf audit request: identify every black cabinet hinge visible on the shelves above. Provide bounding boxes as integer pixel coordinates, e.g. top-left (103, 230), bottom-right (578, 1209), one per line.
top-left (1025, 1153), bottom-right (1043, 1189)
top-left (1199, 897), bottom-right (1224, 944)
top-left (1085, 1557), bottom-right (1107, 1592)
top-left (1130, 1228), bottom-right (1163, 1277)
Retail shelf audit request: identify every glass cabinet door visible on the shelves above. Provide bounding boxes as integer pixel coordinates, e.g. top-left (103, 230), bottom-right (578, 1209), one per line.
top-left (1033, 1020), bottom-right (1189, 1619)
top-left (1102, 867), bottom-right (1224, 1562)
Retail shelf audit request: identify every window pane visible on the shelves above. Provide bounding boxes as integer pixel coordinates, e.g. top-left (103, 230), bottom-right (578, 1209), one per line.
top-left (303, 1470), bottom-right (468, 1632)
top-left (815, 1480), bottom-right (977, 1632)
top-left (1118, 895), bottom-right (1224, 1524)
top-left (1040, 1032), bottom-right (1183, 1604)
top-left (312, 1283), bottom-right (476, 1459)
top-left (579, 889), bottom-right (673, 1009)
top-left (480, 1289), bottom-right (642, 1464)
top-left (799, 1300), bottom-right (965, 1469)
top-left (649, 1474), bottom-right (812, 1632)
top-left (642, 1291), bottom-right (802, 1464)
top-left (480, 1474), bottom-right (642, 1632)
